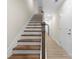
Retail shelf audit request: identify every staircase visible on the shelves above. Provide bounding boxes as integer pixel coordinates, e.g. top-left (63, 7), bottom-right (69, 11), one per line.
top-left (8, 14), bottom-right (71, 59)
top-left (8, 14), bottom-right (44, 59)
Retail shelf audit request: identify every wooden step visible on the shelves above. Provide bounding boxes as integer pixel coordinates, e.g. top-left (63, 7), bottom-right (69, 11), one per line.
top-left (31, 17), bottom-right (42, 19)
top-left (13, 45), bottom-right (40, 50)
top-left (24, 30), bottom-right (42, 32)
top-left (8, 54), bottom-right (40, 59)
top-left (28, 24), bottom-right (41, 26)
top-left (18, 39), bottom-right (41, 42)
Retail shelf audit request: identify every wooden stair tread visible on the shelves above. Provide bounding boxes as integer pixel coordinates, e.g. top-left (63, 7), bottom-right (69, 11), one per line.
top-left (21, 34), bottom-right (41, 36)
top-left (28, 24), bottom-right (41, 26)
top-left (13, 45), bottom-right (40, 50)
top-left (18, 39), bottom-right (41, 42)
top-left (8, 54), bottom-right (40, 59)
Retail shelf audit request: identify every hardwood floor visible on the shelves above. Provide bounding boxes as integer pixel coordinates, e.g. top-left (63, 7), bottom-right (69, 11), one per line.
top-left (13, 45), bottom-right (40, 50)
top-left (45, 33), bottom-right (71, 59)
top-left (8, 54), bottom-right (40, 59)
top-left (18, 39), bottom-right (41, 42)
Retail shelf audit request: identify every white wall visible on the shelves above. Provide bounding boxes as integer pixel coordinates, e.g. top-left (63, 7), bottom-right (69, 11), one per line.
top-left (44, 12), bottom-right (60, 44)
top-left (43, 0), bottom-right (65, 13)
top-left (59, 0), bottom-right (72, 56)
top-left (43, 0), bottom-right (65, 42)
top-left (43, 0), bottom-right (72, 57)
top-left (7, 0), bottom-right (34, 57)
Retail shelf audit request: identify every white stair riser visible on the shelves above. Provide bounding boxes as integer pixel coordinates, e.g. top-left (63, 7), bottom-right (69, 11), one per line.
top-left (26, 26), bottom-right (42, 27)
top-left (17, 42), bottom-right (41, 45)
top-left (13, 50), bottom-right (40, 54)
top-left (22, 32), bottom-right (42, 35)
top-left (24, 29), bottom-right (42, 31)
top-left (29, 21), bottom-right (41, 22)
top-left (21, 36), bottom-right (42, 39)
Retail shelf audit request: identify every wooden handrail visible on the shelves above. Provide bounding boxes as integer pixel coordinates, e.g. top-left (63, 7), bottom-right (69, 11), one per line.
top-left (41, 22), bottom-right (45, 59)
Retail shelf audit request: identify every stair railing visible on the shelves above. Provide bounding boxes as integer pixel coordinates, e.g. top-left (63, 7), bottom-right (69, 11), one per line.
top-left (41, 22), bottom-right (45, 59)
top-left (41, 12), bottom-right (50, 59)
